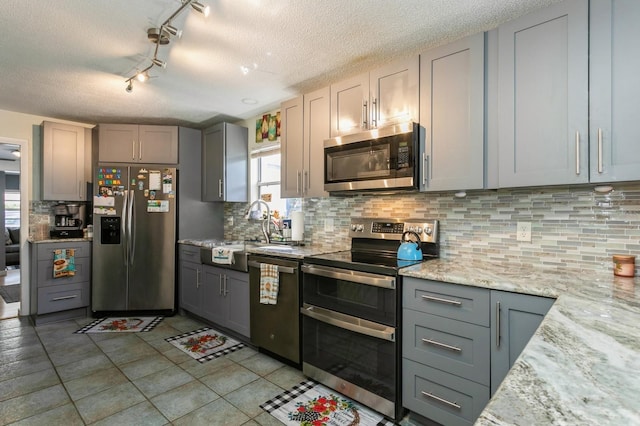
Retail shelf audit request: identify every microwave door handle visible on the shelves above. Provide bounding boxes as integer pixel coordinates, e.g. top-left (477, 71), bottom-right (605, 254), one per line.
top-left (301, 305), bottom-right (395, 342)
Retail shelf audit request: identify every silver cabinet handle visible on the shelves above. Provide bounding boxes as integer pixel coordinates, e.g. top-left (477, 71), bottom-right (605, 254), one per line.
top-left (223, 275), bottom-right (228, 296)
top-left (575, 131), bottom-right (580, 175)
top-left (362, 100), bottom-right (368, 129)
top-left (304, 171), bottom-right (309, 195)
top-left (423, 153), bottom-right (429, 187)
top-left (598, 128), bottom-right (603, 174)
top-left (132, 140), bottom-right (136, 161)
top-left (301, 304), bottom-right (395, 342)
top-left (219, 275), bottom-right (223, 295)
top-left (496, 301), bottom-right (501, 348)
top-left (371, 97), bottom-right (378, 128)
top-left (52, 295), bottom-right (77, 301)
top-left (218, 179), bottom-right (223, 198)
top-left (421, 295), bottom-right (462, 306)
top-left (196, 269), bottom-right (200, 288)
top-left (79, 181), bottom-right (83, 200)
top-left (297, 170), bottom-right (301, 195)
top-left (422, 338), bottom-right (462, 352)
top-left (302, 264), bottom-right (395, 289)
top-left (421, 391), bottom-right (461, 410)
top-left (139, 138), bottom-right (143, 161)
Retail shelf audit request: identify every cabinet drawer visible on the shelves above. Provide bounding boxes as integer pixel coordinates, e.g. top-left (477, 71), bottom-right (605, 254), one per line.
top-left (403, 358), bottom-right (490, 426)
top-left (36, 242), bottom-right (91, 260)
top-left (404, 278), bottom-right (490, 326)
top-left (403, 309), bottom-right (490, 385)
top-left (37, 257), bottom-right (90, 287)
top-left (37, 282), bottom-right (89, 314)
top-left (179, 244), bottom-right (201, 262)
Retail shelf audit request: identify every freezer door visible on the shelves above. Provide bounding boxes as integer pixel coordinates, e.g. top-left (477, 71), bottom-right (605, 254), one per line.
top-left (92, 166), bottom-right (128, 311)
top-left (127, 167), bottom-right (176, 310)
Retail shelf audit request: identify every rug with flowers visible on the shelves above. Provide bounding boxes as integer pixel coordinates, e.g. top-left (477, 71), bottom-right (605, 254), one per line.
top-left (260, 380), bottom-right (396, 426)
top-left (74, 316), bottom-right (163, 333)
top-left (165, 327), bottom-right (244, 363)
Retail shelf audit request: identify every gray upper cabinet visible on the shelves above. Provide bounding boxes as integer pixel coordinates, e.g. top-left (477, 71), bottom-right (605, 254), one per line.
top-left (589, 0), bottom-right (640, 182)
top-left (419, 34), bottom-right (485, 192)
top-left (490, 290), bottom-right (554, 395)
top-left (330, 56), bottom-right (419, 137)
top-left (98, 124), bottom-right (178, 164)
top-left (42, 121), bottom-right (86, 201)
top-left (202, 122), bottom-right (248, 202)
top-left (494, 0), bottom-right (589, 188)
top-left (280, 96), bottom-right (304, 198)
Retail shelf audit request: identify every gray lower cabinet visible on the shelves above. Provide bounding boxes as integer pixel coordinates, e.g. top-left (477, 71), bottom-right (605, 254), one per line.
top-left (402, 277), bottom-right (554, 425)
top-left (29, 241), bottom-right (91, 324)
top-left (490, 290), bottom-right (554, 394)
top-left (178, 245), bottom-right (249, 337)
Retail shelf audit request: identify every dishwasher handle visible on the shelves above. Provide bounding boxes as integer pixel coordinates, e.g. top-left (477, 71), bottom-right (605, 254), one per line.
top-left (248, 260), bottom-right (296, 274)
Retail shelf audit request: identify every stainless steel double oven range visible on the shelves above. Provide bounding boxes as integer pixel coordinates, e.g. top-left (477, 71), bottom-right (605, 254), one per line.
top-left (301, 218), bottom-right (440, 420)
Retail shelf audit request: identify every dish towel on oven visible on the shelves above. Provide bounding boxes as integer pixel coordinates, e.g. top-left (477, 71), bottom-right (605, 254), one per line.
top-left (53, 249), bottom-right (75, 278)
top-left (259, 263), bottom-right (279, 305)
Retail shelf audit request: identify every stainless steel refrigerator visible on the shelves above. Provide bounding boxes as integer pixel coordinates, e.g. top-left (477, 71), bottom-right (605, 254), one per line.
top-left (92, 165), bottom-right (176, 312)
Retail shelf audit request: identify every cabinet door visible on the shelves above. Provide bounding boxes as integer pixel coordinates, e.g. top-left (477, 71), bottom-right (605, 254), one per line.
top-left (225, 271), bottom-right (250, 337)
top-left (490, 290), bottom-right (554, 394)
top-left (201, 265), bottom-right (227, 325)
top-left (420, 34), bottom-right (485, 191)
top-left (98, 124), bottom-right (139, 163)
top-left (42, 121), bottom-right (86, 201)
top-left (303, 87), bottom-right (330, 198)
top-left (497, 0), bottom-right (588, 187)
top-left (179, 260), bottom-right (202, 316)
top-left (370, 56), bottom-right (419, 128)
top-left (281, 96), bottom-right (304, 198)
top-left (138, 125), bottom-right (178, 164)
top-left (202, 124), bottom-right (225, 202)
top-left (590, 0), bottom-right (640, 182)
top-left (330, 73), bottom-right (369, 136)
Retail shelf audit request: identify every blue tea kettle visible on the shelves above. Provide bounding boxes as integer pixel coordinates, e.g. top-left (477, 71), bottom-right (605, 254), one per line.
top-left (397, 231), bottom-right (423, 261)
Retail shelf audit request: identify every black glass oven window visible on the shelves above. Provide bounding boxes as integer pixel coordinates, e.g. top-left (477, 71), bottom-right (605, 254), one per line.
top-left (302, 315), bottom-right (396, 402)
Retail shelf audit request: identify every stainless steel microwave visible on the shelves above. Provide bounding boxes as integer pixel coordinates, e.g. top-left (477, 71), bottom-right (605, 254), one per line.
top-left (324, 122), bottom-right (419, 193)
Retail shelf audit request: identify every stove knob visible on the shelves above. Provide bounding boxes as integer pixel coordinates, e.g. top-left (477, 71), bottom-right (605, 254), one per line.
top-left (424, 226), bottom-right (432, 236)
top-left (356, 224), bottom-right (364, 232)
top-left (351, 224), bottom-right (357, 231)
top-left (416, 227), bottom-right (423, 234)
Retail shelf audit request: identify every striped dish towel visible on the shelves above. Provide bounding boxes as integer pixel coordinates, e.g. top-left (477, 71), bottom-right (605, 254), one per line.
top-left (259, 263), bottom-right (279, 305)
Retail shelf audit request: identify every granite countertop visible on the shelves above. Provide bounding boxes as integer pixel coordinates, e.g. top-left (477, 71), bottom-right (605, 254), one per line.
top-left (400, 259), bottom-right (640, 425)
top-left (29, 238), bottom-right (92, 244)
top-left (177, 239), bottom-right (336, 259)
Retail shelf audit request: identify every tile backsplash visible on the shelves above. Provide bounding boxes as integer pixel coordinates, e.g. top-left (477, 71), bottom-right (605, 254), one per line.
top-left (225, 183), bottom-right (640, 275)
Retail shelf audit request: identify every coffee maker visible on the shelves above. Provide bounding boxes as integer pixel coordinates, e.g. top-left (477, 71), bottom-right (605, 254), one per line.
top-left (50, 203), bottom-right (86, 238)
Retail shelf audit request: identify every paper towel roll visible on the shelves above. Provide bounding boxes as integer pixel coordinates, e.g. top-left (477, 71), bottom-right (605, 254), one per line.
top-left (291, 211), bottom-right (304, 241)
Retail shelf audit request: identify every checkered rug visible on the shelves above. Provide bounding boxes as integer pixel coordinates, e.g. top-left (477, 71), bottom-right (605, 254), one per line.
top-left (260, 380), bottom-right (396, 426)
top-left (165, 327), bottom-right (244, 363)
top-left (74, 316), bottom-right (163, 333)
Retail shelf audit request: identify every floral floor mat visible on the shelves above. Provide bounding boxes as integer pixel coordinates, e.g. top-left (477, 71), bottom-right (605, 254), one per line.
top-left (260, 380), bottom-right (396, 426)
top-left (165, 327), bottom-right (244, 363)
top-left (74, 316), bottom-right (163, 333)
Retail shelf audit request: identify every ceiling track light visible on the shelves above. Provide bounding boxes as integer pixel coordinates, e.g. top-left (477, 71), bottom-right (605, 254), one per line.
top-left (123, 0), bottom-right (209, 92)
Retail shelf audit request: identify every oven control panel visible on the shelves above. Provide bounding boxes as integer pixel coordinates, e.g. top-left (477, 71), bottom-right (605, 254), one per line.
top-left (349, 218), bottom-right (438, 243)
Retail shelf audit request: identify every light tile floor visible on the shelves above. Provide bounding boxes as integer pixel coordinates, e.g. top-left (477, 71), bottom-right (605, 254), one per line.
top-left (0, 314), bottom-right (306, 425)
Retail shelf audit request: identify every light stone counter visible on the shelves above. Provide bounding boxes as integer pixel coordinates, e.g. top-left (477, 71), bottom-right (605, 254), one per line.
top-left (177, 239), bottom-right (337, 260)
top-left (400, 259), bottom-right (640, 425)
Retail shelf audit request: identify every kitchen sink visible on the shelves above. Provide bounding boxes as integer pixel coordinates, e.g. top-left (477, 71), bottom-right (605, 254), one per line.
top-left (200, 245), bottom-right (248, 272)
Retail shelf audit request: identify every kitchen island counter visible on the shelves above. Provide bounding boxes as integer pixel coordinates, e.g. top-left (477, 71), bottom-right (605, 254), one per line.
top-left (400, 259), bottom-right (640, 425)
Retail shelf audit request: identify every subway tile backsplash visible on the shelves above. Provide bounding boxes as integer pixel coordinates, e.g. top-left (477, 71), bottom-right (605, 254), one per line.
top-left (225, 183), bottom-right (640, 275)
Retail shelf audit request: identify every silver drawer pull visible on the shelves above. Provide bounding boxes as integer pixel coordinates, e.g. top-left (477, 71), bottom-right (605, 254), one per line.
top-left (422, 338), bottom-right (462, 352)
top-left (52, 295), bottom-right (77, 301)
top-left (421, 295), bottom-right (462, 306)
top-left (421, 391), bottom-right (461, 410)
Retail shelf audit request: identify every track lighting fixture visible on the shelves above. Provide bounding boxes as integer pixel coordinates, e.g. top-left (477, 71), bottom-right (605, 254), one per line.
top-left (191, 1), bottom-right (210, 17)
top-left (123, 0), bottom-right (210, 92)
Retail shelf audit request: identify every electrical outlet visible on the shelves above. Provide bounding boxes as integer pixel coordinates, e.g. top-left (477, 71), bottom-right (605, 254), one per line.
top-left (324, 218), bottom-right (334, 232)
top-left (228, 216), bottom-right (234, 226)
top-left (517, 222), bottom-right (531, 242)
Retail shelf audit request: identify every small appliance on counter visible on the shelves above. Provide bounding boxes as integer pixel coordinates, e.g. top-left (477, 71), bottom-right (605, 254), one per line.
top-left (50, 203), bottom-right (86, 239)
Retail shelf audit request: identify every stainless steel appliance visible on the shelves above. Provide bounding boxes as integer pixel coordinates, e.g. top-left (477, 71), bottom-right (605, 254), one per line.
top-left (249, 255), bottom-right (301, 363)
top-left (92, 165), bottom-right (176, 313)
top-left (301, 218), bottom-right (439, 420)
top-left (50, 203), bottom-right (86, 239)
top-left (324, 122), bottom-right (419, 193)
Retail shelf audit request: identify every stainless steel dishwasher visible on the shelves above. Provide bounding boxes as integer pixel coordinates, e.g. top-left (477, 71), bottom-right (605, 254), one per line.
top-left (248, 255), bottom-right (301, 364)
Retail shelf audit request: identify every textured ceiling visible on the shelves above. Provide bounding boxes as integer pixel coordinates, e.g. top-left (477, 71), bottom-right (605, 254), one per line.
top-left (0, 0), bottom-right (562, 128)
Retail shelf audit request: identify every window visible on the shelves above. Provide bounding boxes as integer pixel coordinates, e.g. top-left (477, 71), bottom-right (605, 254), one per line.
top-left (5, 191), bottom-right (20, 228)
top-left (251, 150), bottom-right (300, 219)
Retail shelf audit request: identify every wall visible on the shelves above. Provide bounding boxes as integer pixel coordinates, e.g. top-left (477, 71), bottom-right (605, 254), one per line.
top-left (224, 182), bottom-right (640, 275)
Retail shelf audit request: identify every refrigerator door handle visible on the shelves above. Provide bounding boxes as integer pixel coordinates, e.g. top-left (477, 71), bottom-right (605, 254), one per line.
top-left (129, 189), bottom-right (136, 265)
top-left (122, 189), bottom-right (129, 265)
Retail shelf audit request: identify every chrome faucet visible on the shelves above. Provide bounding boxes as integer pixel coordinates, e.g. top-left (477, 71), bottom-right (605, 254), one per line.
top-left (246, 199), bottom-right (271, 243)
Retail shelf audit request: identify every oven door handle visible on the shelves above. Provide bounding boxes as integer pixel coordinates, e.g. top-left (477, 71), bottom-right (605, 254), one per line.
top-left (301, 304), bottom-right (395, 342)
top-left (301, 264), bottom-right (396, 289)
